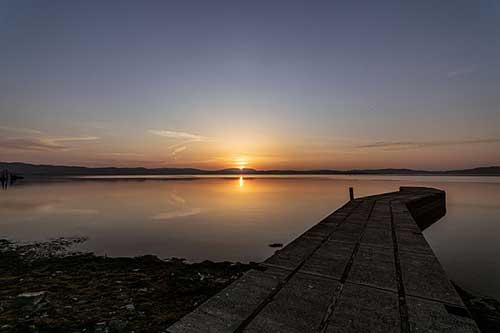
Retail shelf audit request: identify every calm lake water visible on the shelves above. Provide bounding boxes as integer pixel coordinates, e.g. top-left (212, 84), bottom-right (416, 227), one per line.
top-left (1, 175), bottom-right (500, 299)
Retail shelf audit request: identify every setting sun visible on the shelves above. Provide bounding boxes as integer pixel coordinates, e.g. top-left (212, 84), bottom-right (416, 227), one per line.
top-left (234, 157), bottom-right (249, 170)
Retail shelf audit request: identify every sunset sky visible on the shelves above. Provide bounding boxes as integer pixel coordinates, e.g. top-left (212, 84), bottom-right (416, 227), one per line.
top-left (1, 0), bottom-right (499, 170)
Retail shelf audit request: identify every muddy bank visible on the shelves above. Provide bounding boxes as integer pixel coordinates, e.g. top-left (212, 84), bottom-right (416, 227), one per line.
top-left (0, 238), bottom-right (255, 332)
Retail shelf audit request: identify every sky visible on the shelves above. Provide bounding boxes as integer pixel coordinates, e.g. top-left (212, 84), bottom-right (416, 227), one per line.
top-left (0, 0), bottom-right (499, 170)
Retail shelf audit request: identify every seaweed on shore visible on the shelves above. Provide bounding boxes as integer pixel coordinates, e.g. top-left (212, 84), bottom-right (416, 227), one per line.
top-left (0, 238), bottom-right (254, 332)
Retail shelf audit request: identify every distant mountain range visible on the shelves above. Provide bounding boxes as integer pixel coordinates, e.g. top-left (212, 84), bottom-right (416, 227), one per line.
top-left (1, 162), bottom-right (500, 177)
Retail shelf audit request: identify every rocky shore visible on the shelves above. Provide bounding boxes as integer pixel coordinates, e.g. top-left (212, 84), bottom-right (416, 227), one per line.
top-left (0, 238), bottom-right (254, 332)
top-left (453, 282), bottom-right (500, 333)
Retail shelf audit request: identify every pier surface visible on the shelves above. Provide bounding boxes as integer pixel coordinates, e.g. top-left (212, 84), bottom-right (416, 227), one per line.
top-left (168, 187), bottom-right (479, 332)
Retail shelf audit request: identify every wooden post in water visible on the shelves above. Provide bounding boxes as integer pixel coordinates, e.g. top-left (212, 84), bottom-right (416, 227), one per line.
top-left (349, 187), bottom-right (354, 201)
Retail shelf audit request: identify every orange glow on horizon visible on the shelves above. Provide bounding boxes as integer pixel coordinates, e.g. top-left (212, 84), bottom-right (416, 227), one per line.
top-left (234, 156), bottom-right (249, 170)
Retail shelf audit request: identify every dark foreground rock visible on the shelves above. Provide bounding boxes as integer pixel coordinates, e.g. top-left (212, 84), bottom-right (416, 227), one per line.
top-left (453, 282), bottom-right (500, 333)
top-left (0, 238), bottom-right (254, 332)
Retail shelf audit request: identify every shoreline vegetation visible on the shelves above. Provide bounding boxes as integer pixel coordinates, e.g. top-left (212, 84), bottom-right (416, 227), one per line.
top-left (1, 162), bottom-right (500, 177)
top-left (0, 238), bottom-right (498, 332)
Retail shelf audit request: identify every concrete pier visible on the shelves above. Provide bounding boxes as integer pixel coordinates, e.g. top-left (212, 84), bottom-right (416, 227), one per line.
top-left (168, 187), bottom-right (479, 332)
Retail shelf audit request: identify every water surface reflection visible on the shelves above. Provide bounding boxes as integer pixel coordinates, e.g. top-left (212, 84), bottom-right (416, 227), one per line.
top-left (1, 175), bottom-right (499, 298)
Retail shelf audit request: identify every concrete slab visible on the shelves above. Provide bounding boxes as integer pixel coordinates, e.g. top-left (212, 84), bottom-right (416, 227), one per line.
top-left (167, 308), bottom-right (229, 332)
top-left (391, 201), bottom-right (410, 212)
top-left (264, 237), bottom-right (323, 270)
top-left (392, 203), bottom-right (421, 232)
top-left (302, 223), bottom-right (338, 240)
top-left (400, 251), bottom-right (463, 306)
top-left (321, 215), bottom-right (345, 225)
top-left (329, 223), bottom-right (364, 243)
top-left (300, 240), bottom-right (355, 279)
top-left (168, 267), bottom-right (289, 332)
top-left (348, 201), bottom-right (375, 220)
top-left (360, 227), bottom-right (393, 249)
top-left (407, 296), bottom-right (479, 332)
top-left (341, 217), bottom-right (368, 225)
top-left (397, 230), bottom-right (434, 255)
top-left (394, 219), bottom-right (421, 233)
top-left (370, 201), bottom-right (391, 217)
top-left (366, 217), bottom-right (392, 230)
top-left (325, 283), bottom-right (400, 333)
top-left (244, 273), bottom-right (339, 332)
top-left (347, 245), bottom-right (397, 291)
top-left (323, 202), bottom-right (359, 221)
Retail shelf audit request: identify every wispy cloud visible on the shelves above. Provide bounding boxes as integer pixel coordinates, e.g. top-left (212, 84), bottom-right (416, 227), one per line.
top-left (36, 136), bottom-right (98, 152)
top-left (148, 129), bottom-right (208, 141)
top-left (447, 65), bottom-right (477, 78)
top-left (0, 138), bottom-right (64, 151)
top-left (109, 152), bottom-right (145, 157)
top-left (0, 136), bottom-right (99, 152)
top-left (0, 123), bottom-right (99, 152)
top-left (356, 138), bottom-right (500, 151)
top-left (0, 125), bottom-right (43, 135)
top-left (42, 136), bottom-right (99, 144)
top-left (149, 129), bottom-right (211, 157)
top-left (171, 146), bottom-right (187, 156)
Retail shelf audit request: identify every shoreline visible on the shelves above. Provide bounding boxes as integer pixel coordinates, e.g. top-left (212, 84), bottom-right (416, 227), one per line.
top-left (1, 238), bottom-right (498, 332)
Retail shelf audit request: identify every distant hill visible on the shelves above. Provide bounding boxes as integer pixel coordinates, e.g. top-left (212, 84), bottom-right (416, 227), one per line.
top-left (442, 166), bottom-right (500, 175)
top-left (1, 162), bottom-right (499, 177)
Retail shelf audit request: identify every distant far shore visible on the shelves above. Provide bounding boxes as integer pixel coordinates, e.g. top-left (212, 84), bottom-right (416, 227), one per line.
top-left (1, 161), bottom-right (500, 177)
